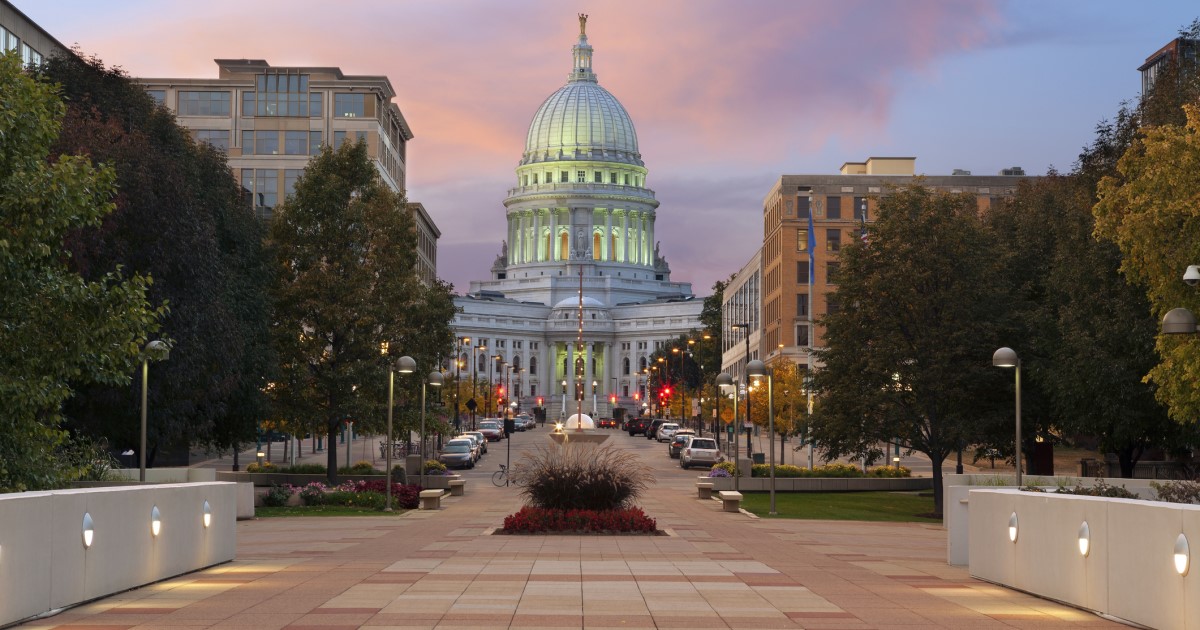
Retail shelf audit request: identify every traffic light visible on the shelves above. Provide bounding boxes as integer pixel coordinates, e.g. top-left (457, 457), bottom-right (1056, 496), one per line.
top-left (610, 395), bottom-right (616, 404)
top-left (536, 396), bottom-right (543, 406)
top-left (662, 386), bottom-right (671, 397)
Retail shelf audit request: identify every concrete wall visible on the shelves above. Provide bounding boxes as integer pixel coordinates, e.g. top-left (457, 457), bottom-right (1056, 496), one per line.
top-left (111, 467), bottom-right (218, 483)
top-left (942, 473), bottom-right (1161, 566)
top-left (968, 488), bottom-right (1200, 629)
top-left (0, 483), bottom-right (237, 627)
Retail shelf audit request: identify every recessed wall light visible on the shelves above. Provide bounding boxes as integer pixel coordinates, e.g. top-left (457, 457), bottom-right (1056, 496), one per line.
top-left (203, 500), bottom-right (212, 528)
top-left (1078, 522), bottom-right (1090, 557)
top-left (1175, 534), bottom-right (1190, 576)
top-left (151, 506), bottom-right (161, 537)
top-left (82, 512), bottom-right (94, 548)
top-left (1007, 512), bottom-right (1018, 543)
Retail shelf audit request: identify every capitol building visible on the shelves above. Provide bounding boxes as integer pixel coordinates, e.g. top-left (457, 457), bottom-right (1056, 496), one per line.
top-left (451, 16), bottom-right (703, 419)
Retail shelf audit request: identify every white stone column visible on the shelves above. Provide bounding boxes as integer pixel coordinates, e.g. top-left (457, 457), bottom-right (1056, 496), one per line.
top-left (605, 208), bottom-right (613, 261)
top-left (647, 213), bottom-right (655, 266)
top-left (532, 210), bottom-right (542, 262)
top-left (630, 212), bottom-right (639, 265)
top-left (507, 213), bottom-right (516, 264)
top-left (521, 212), bottom-right (530, 263)
top-left (584, 342), bottom-right (594, 406)
top-left (620, 210), bottom-right (629, 263)
top-left (549, 208), bottom-right (558, 261)
top-left (602, 343), bottom-right (612, 395)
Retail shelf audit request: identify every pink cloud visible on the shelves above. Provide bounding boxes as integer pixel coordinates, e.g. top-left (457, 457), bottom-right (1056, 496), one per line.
top-left (25, 0), bottom-right (1003, 294)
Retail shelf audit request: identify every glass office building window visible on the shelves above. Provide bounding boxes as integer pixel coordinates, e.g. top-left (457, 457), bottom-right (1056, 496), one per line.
top-left (0, 26), bottom-right (17, 52)
top-left (241, 130), bottom-right (279, 155)
top-left (145, 90), bottom-right (166, 105)
top-left (242, 168), bottom-right (278, 221)
top-left (826, 196), bottom-right (841, 219)
top-left (309, 131), bottom-right (322, 155)
top-left (284, 169), bottom-right (304, 197)
top-left (255, 73), bottom-right (311, 116)
top-left (334, 93), bottom-right (366, 118)
top-left (284, 130), bottom-right (309, 155)
top-left (195, 129), bottom-right (230, 150)
top-left (178, 91), bottom-right (231, 116)
top-left (20, 43), bottom-right (41, 67)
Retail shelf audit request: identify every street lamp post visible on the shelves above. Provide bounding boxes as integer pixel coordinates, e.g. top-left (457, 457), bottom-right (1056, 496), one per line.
top-left (388, 355), bottom-right (417, 511)
top-left (139, 340), bottom-right (169, 482)
top-left (730, 322), bottom-right (753, 458)
top-left (455, 337), bottom-right (468, 432)
top-left (717, 372), bottom-right (732, 474)
top-left (420, 369), bottom-right (444, 488)
top-left (992, 347), bottom-right (1022, 487)
top-left (747, 360), bottom-right (776, 515)
top-left (592, 379), bottom-right (598, 416)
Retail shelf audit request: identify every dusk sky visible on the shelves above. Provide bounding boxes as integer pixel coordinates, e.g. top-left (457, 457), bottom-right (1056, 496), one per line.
top-left (22, 1), bottom-right (1199, 297)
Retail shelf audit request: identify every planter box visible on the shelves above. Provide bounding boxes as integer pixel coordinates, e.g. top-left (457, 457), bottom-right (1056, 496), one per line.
top-left (697, 475), bottom-right (931, 493)
top-left (969, 488), bottom-right (1200, 630)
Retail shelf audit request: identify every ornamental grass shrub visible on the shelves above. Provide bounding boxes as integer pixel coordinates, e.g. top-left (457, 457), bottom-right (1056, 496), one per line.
top-left (510, 443), bottom-right (653, 511)
top-left (245, 461), bottom-right (278, 473)
top-left (280, 464), bottom-right (327, 474)
top-left (1152, 480), bottom-right (1200, 504)
top-left (502, 506), bottom-right (657, 534)
top-left (337, 460), bottom-right (379, 475)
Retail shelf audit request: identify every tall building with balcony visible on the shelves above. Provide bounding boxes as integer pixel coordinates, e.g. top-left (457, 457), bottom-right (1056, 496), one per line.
top-left (451, 16), bottom-right (702, 421)
top-left (722, 157), bottom-right (1034, 381)
top-left (138, 59), bottom-right (439, 284)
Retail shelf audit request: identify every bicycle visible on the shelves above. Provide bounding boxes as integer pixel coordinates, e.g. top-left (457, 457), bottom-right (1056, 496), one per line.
top-left (492, 464), bottom-right (510, 487)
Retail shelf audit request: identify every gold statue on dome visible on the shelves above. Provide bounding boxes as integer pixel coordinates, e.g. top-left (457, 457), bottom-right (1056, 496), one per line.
top-left (579, 13), bottom-right (588, 36)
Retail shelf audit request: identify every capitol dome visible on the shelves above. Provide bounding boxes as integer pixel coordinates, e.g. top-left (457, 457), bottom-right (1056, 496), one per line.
top-left (520, 19), bottom-right (642, 166)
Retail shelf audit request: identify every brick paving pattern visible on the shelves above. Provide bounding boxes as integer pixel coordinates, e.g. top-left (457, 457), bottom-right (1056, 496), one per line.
top-left (16, 443), bottom-right (1123, 629)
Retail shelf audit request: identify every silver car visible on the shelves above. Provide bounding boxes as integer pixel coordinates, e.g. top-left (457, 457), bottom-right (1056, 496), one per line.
top-left (656, 423), bottom-right (680, 442)
top-left (680, 436), bottom-right (723, 469)
top-left (464, 431), bottom-right (488, 454)
top-left (455, 434), bottom-right (483, 461)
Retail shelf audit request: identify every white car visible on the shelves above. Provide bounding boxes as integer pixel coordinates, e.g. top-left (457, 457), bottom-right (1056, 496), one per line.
top-left (680, 436), bottom-right (724, 469)
top-left (656, 423), bottom-right (680, 442)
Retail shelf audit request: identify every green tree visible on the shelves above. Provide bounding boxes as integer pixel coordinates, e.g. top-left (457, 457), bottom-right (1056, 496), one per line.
top-left (41, 53), bottom-right (273, 466)
top-left (810, 184), bottom-right (1011, 514)
top-left (268, 140), bottom-right (454, 483)
top-left (0, 51), bottom-right (164, 490)
top-left (1094, 103), bottom-right (1200, 426)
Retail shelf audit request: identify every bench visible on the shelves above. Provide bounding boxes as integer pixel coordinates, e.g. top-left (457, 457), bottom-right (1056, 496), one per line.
top-left (718, 490), bottom-right (743, 513)
top-left (448, 479), bottom-right (465, 496)
top-left (697, 482), bottom-right (714, 500)
top-left (419, 489), bottom-right (444, 510)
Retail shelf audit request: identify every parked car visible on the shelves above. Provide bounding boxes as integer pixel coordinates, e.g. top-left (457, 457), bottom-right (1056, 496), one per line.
top-left (438, 439), bottom-right (475, 469)
top-left (516, 415), bottom-right (536, 430)
top-left (464, 431), bottom-right (488, 454)
top-left (667, 430), bottom-right (696, 458)
top-left (680, 436), bottom-right (724, 469)
top-left (656, 423), bottom-right (680, 442)
top-left (626, 417), bottom-right (651, 436)
top-left (597, 417), bottom-right (618, 428)
top-left (478, 420), bottom-right (505, 442)
top-left (645, 419), bottom-right (669, 440)
top-left (455, 434), bottom-right (483, 461)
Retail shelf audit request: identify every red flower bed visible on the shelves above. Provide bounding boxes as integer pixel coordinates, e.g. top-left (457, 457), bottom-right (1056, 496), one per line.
top-left (501, 506), bottom-right (658, 534)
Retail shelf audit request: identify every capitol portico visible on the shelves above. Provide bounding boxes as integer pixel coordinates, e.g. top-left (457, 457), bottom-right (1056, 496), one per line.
top-left (452, 15), bottom-right (703, 420)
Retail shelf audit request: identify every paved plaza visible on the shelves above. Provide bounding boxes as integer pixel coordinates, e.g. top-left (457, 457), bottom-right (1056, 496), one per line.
top-left (19, 432), bottom-right (1123, 629)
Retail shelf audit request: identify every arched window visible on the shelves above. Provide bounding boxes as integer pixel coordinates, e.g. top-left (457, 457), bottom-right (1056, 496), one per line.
top-left (560, 232), bottom-right (569, 260)
top-left (477, 353), bottom-right (486, 372)
top-left (529, 356), bottom-right (537, 375)
top-left (459, 352), bottom-right (467, 370)
top-left (622, 357), bottom-right (630, 375)
top-left (513, 356), bottom-right (521, 371)
top-left (639, 356), bottom-right (647, 372)
top-left (593, 233), bottom-right (602, 260)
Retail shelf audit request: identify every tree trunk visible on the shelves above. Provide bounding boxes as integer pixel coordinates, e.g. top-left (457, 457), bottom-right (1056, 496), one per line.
top-left (780, 433), bottom-right (786, 465)
top-left (926, 451), bottom-right (948, 517)
top-left (326, 420), bottom-right (339, 484)
top-left (1116, 446), bottom-right (1137, 479)
top-left (232, 449), bottom-right (239, 472)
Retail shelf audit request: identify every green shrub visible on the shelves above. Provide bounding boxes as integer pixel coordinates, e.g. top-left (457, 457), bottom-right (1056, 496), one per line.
top-left (711, 461), bottom-right (741, 477)
top-left (246, 461), bottom-right (278, 473)
top-left (391, 464), bottom-right (406, 484)
top-left (813, 463), bottom-right (865, 477)
top-left (1056, 479), bottom-right (1136, 499)
top-left (511, 443), bottom-right (653, 511)
top-left (262, 484), bottom-right (293, 507)
top-left (866, 466), bottom-right (911, 478)
top-left (1152, 480), bottom-right (1200, 504)
top-left (280, 464), bottom-right (327, 474)
top-left (338, 461), bottom-right (379, 475)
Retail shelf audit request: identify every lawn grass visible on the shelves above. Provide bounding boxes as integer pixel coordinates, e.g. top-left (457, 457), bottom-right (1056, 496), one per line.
top-left (740, 491), bottom-right (940, 522)
top-left (255, 505), bottom-right (408, 517)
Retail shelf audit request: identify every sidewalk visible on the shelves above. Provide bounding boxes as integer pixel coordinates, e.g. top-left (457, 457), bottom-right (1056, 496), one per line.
top-left (20, 458), bottom-right (1120, 628)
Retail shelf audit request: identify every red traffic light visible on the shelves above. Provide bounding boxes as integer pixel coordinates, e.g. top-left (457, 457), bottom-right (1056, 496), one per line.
top-left (536, 397), bottom-right (543, 406)
top-left (609, 395), bottom-right (616, 404)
